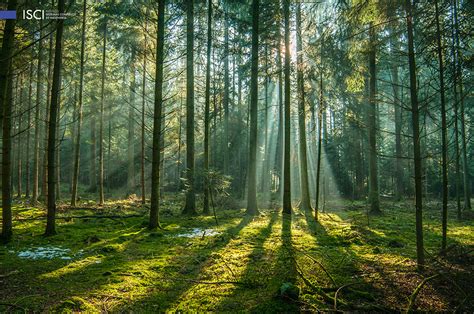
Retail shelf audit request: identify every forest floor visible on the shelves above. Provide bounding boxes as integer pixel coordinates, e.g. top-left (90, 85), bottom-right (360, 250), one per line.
top-left (1, 196), bottom-right (473, 312)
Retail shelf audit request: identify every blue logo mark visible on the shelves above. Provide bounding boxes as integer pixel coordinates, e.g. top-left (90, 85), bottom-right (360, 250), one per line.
top-left (0, 10), bottom-right (16, 19)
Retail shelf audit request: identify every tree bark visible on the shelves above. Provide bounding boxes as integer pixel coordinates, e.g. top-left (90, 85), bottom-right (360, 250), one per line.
top-left (98, 20), bottom-right (107, 206)
top-left (367, 24), bottom-right (380, 214)
top-left (71, 0), bottom-right (87, 207)
top-left (296, 3), bottom-right (311, 212)
top-left (405, 0), bottom-right (424, 269)
top-left (203, 0), bottom-right (212, 215)
top-left (282, 0), bottom-right (292, 215)
top-left (246, 0), bottom-right (259, 215)
top-left (435, 0), bottom-right (449, 252)
top-left (45, 0), bottom-right (65, 236)
top-left (149, 0), bottom-right (165, 229)
top-left (183, 0), bottom-right (196, 214)
top-left (32, 20), bottom-right (43, 206)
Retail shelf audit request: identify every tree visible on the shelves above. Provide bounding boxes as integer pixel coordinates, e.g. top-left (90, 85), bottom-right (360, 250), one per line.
top-left (98, 19), bottom-right (107, 206)
top-left (282, 0), bottom-right (291, 215)
top-left (0, 0), bottom-right (18, 242)
top-left (367, 24), bottom-right (380, 214)
top-left (405, 0), bottom-right (424, 269)
top-left (183, 0), bottom-right (196, 215)
top-left (71, 0), bottom-right (87, 207)
top-left (246, 0), bottom-right (259, 215)
top-left (296, 3), bottom-right (311, 212)
top-left (149, 0), bottom-right (166, 229)
top-left (203, 0), bottom-right (212, 215)
top-left (434, 0), bottom-right (448, 252)
top-left (45, 0), bottom-right (66, 236)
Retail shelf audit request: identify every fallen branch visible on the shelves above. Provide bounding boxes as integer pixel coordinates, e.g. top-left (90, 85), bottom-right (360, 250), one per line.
top-left (406, 274), bottom-right (440, 313)
top-left (155, 277), bottom-right (249, 286)
top-left (334, 282), bottom-right (363, 311)
top-left (0, 302), bottom-right (27, 312)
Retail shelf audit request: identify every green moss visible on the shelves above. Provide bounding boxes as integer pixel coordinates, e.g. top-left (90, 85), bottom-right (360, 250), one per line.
top-left (1, 197), bottom-right (472, 312)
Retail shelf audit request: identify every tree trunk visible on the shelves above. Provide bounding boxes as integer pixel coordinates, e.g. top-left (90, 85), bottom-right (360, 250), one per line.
top-left (32, 20), bottom-right (43, 206)
top-left (452, 0), bottom-right (471, 210)
top-left (149, 0), bottom-right (165, 229)
top-left (71, 0), bottom-right (87, 207)
top-left (405, 0), bottom-right (424, 269)
top-left (435, 0), bottom-right (448, 252)
top-left (203, 0), bottom-right (212, 215)
top-left (223, 9), bottom-right (230, 175)
top-left (0, 0), bottom-right (17, 242)
top-left (282, 0), bottom-right (292, 215)
top-left (315, 73), bottom-right (324, 221)
top-left (296, 3), bottom-right (311, 212)
top-left (26, 63), bottom-right (33, 198)
top-left (45, 0), bottom-right (65, 236)
top-left (183, 0), bottom-right (196, 214)
top-left (246, 0), bottom-right (259, 215)
top-left (140, 12), bottom-right (148, 205)
top-left (368, 24), bottom-right (380, 214)
top-left (127, 52), bottom-right (136, 195)
top-left (99, 20), bottom-right (107, 206)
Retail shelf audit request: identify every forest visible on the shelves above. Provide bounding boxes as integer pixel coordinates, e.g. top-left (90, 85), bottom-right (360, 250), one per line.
top-left (0, 0), bottom-right (473, 312)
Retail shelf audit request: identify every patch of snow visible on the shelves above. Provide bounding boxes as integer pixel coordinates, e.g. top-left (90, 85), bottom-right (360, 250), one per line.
top-left (172, 228), bottom-right (221, 238)
top-left (16, 246), bottom-right (78, 260)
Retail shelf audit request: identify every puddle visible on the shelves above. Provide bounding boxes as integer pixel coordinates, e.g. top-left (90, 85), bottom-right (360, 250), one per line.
top-left (16, 246), bottom-right (84, 260)
top-left (172, 228), bottom-right (221, 238)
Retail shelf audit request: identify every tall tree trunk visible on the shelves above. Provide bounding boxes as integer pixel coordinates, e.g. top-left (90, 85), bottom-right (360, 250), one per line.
top-left (149, 0), bottom-right (165, 229)
top-left (203, 0), bottom-right (212, 215)
top-left (315, 73), bottom-right (324, 221)
top-left (71, 0), bottom-right (87, 206)
top-left (452, 0), bottom-right (471, 210)
top-left (368, 24), bottom-right (380, 214)
top-left (41, 32), bottom-right (54, 203)
top-left (26, 63), bottom-right (33, 198)
top-left (405, 0), bottom-right (424, 269)
top-left (33, 20), bottom-right (43, 206)
top-left (246, 0), bottom-right (259, 215)
top-left (98, 20), bottom-right (107, 206)
top-left (16, 76), bottom-right (23, 198)
top-left (296, 3), bottom-right (311, 211)
top-left (223, 9), bottom-right (230, 175)
top-left (391, 36), bottom-right (403, 201)
top-left (282, 0), bottom-right (292, 214)
top-left (140, 12), bottom-right (148, 205)
top-left (1, 0), bottom-right (17, 242)
top-left (183, 0), bottom-right (196, 214)
top-left (435, 0), bottom-right (449, 252)
top-left (45, 0), bottom-right (65, 236)
top-left (127, 52), bottom-right (136, 195)
top-left (451, 0), bottom-right (462, 219)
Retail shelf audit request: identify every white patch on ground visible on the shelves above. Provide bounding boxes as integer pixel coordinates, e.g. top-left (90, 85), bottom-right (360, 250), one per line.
top-left (16, 247), bottom-right (84, 260)
top-left (172, 228), bottom-right (221, 238)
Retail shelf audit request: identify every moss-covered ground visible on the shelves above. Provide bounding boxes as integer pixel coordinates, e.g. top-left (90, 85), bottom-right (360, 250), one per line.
top-left (1, 196), bottom-right (473, 312)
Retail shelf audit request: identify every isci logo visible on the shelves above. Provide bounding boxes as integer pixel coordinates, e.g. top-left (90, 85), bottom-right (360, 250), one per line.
top-left (23, 9), bottom-right (45, 20)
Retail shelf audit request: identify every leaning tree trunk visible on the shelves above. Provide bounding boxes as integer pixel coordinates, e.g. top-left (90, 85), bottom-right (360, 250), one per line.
top-left (405, 0), bottom-right (424, 269)
top-left (149, 0), bottom-right (165, 229)
top-left (183, 0), bottom-right (196, 215)
top-left (282, 0), bottom-right (292, 215)
top-left (45, 0), bottom-right (65, 236)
